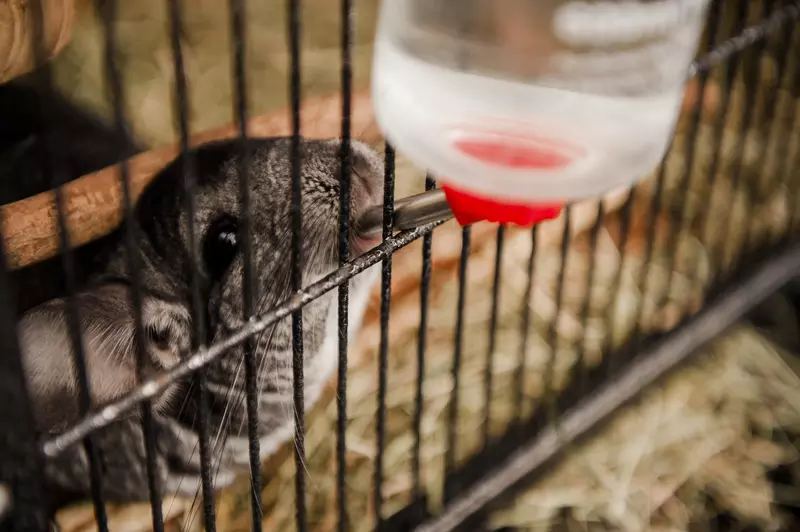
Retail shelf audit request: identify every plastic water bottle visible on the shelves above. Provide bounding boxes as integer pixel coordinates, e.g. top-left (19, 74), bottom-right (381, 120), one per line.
top-left (371, 0), bottom-right (712, 226)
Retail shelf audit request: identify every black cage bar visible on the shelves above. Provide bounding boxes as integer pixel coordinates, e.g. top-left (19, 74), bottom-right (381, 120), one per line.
top-left (0, 0), bottom-right (799, 531)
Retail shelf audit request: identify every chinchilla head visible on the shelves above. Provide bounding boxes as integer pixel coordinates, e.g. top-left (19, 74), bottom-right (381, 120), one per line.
top-left (17, 137), bottom-right (385, 437)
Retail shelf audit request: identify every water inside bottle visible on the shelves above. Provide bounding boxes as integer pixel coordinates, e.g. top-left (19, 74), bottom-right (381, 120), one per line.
top-left (373, 34), bottom-right (685, 202)
top-left (372, 0), bottom-right (709, 202)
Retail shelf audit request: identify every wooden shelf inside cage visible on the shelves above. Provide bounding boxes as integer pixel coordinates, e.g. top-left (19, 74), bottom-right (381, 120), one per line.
top-left (1, 76), bottom-right (715, 271)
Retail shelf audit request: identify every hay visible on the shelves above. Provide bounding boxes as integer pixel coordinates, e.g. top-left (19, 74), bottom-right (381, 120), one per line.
top-left (489, 327), bottom-right (800, 531)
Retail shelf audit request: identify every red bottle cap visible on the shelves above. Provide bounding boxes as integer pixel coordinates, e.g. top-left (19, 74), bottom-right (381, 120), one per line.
top-left (439, 131), bottom-right (578, 226)
top-left (441, 184), bottom-right (564, 227)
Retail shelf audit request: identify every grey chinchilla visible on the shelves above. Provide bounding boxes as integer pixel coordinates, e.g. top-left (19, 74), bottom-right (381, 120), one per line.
top-left (8, 126), bottom-right (384, 514)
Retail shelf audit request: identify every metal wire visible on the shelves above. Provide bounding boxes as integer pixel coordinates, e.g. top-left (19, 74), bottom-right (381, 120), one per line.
top-left (444, 226), bottom-right (471, 494)
top-left (629, 161), bottom-right (672, 350)
top-left (165, 0), bottom-right (217, 528)
top-left (773, 13), bottom-right (800, 242)
top-left (651, 0), bottom-right (726, 326)
top-left (228, 0), bottom-right (263, 529)
top-left (443, 4), bottom-right (476, 492)
top-left (737, 0), bottom-right (778, 260)
top-left (482, 226), bottom-right (504, 447)
top-left (576, 204), bottom-right (604, 392)
top-left (600, 189), bottom-right (636, 376)
top-left (687, 1), bottom-right (800, 78)
top-left (544, 208), bottom-right (572, 420)
top-left (715, 2), bottom-right (762, 277)
top-left (0, 214), bottom-right (47, 531)
top-left (784, 24), bottom-right (800, 235)
top-left (514, 225), bottom-right (538, 420)
top-left (53, 60), bottom-right (113, 532)
top-left (696, 2), bottom-right (748, 276)
top-left (413, 176), bottom-right (436, 499)
top-left (27, 0), bottom-right (109, 528)
top-left (336, 1), bottom-right (354, 530)
top-left (95, 0), bottom-right (163, 528)
top-left (744, 2), bottom-right (798, 251)
top-left (374, 143), bottom-right (396, 526)
top-left (286, 0), bottom-right (307, 529)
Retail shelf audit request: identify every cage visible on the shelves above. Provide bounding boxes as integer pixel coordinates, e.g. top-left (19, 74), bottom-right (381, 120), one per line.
top-left (0, 0), bottom-right (799, 531)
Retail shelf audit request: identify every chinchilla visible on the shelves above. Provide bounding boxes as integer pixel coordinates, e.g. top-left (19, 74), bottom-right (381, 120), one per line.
top-left (6, 122), bottom-right (384, 513)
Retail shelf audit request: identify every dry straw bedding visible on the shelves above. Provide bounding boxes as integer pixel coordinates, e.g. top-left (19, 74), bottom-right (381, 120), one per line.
top-left (47, 1), bottom-right (800, 530)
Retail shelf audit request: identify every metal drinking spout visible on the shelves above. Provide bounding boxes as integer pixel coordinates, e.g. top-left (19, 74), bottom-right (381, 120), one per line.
top-left (357, 189), bottom-right (454, 239)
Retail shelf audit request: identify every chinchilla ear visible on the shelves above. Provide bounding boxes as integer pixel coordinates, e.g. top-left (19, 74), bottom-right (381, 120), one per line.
top-left (17, 282), bottom-right (190, 433)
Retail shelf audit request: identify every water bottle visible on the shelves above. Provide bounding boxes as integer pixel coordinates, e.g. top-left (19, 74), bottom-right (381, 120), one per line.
top-left (371, 0), bottom-right (712, 226)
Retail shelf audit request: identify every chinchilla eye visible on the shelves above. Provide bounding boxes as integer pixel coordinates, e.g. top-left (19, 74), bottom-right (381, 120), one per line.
top-left (203, 215), bottom-right (239, 279)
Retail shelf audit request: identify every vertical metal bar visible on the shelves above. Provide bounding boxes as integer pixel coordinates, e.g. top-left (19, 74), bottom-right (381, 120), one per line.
top-left (656, 0), bottom-right (725, 314)
top-left (600, 189), bottom-right (636, 375)
top-left (444, 226), bottom-right (471, 481)
top-left (50, 67), bottom-right (114, 532)
top-left (446, 0), bottom-right (474, 473)
top-left (336, 0), bottom-right (354, 529)
top-left (229, 0), bottom-right (262, 529)
top-left (374, 144), bottom-right (395, 526)
top-left (740, 0), bottom-right (784, 246)
top-left (630, 161), bottom-right (671, 348)
top-left (95, 1), bottom-right (163, 529)
top-left (514, 225), bottom-right (538, 420)
top-left (784, 21), bottom-right (800, 237)
top-left (440, 0), bottom-right (477, 481)
top-left (716, 2), bottom-right (762, 274)
top-left (0, 230), bottom-right (47, 530)
top-left (412, 176), bottom-right (436, 499)
top-left (482, 226), bottom-right (504, 446)
top-left (768, 11), bottom-right (800, 244)
top-left (543, 208), bottom-right (571, 419)
top-left (697, 2), bottom-right (748, 276)
top-left (27, 1), bottom-right (109, 528)
top-left (287, 0), bottom-right (307, 530)
top-left (165, 1), bottom-right (217, 529)
top-left (740, 0), bottom-right (788, 255)
top-left (576, 204), bottom-right (604, 391)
